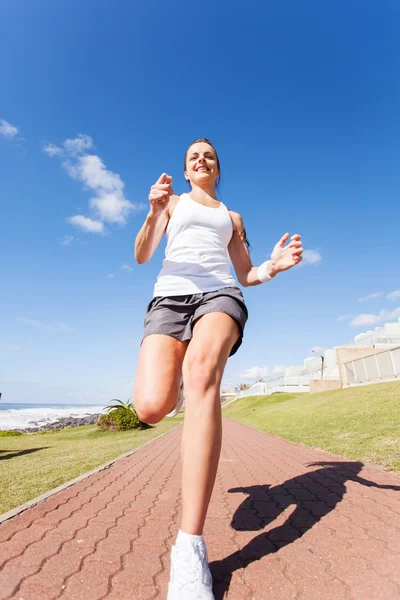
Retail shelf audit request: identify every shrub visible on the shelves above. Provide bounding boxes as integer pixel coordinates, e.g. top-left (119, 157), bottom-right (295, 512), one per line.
top-left (97, 399), bottom-right (144, 431)
top-left (97, 413), bottom-right (119, 431)
top-left (0, 430), bottom-right (23, 437)
top-left (111, 407), bottom-right (141, 431)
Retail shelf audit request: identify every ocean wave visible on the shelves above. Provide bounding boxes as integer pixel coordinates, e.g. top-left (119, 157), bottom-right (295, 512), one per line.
top-left (0, 406), bottom-right (105, 430)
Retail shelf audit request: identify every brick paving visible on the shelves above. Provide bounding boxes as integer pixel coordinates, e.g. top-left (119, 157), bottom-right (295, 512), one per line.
top-left (1, 418), bottom-right (400, 599)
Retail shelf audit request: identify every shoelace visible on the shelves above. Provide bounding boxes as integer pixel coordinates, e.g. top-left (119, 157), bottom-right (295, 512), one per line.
top-left (174, 543), bottom-right (209, 594)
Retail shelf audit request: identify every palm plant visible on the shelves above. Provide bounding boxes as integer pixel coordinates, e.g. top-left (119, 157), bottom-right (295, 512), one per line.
top-left (104, 398), bottom-right (134, 413)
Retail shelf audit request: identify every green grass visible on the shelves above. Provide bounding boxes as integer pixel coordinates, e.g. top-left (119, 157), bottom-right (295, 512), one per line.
top-left (3, 382), bottom-right (399, 514)
top-left (223, 381), bottom-right (400, 476)
top-left (0, 418), bottom-right (183, 515)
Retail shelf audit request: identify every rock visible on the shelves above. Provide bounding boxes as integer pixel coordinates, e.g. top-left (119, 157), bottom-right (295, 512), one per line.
top-left (12, 413), bottom-right (101, 434)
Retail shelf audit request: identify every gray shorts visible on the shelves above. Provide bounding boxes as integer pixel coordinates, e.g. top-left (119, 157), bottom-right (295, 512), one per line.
top-left (142, 286), bottom-right (248, 356)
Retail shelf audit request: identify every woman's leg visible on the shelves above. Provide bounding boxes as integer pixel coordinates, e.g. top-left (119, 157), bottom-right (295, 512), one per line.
top-left (180, 312), bottom-right (240, 534)
top-left (134, 334), bottom-right (188, 424)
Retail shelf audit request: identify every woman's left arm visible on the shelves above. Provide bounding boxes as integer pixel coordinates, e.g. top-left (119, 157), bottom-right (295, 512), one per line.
top-left (228, 211), bottom-right (304, 287)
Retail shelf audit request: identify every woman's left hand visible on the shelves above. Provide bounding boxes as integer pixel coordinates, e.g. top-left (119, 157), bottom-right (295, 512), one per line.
top-left (270, 233), bottom-right (303, 273)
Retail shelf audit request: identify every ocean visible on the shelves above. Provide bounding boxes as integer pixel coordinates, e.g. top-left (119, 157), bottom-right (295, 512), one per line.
top-left (0, 403), bottom-right (105, 431)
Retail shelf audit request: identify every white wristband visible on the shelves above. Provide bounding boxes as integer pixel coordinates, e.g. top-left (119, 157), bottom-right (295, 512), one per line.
top-left (257, 260), bottom-right (274, 283)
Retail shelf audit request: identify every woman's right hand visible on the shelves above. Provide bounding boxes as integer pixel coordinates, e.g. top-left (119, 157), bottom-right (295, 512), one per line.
top-left (149, 173), bottom-right (174, 218)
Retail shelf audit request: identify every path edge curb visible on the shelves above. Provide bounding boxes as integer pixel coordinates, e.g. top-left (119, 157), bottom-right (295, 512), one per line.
top-left (0, 422), bottom-right (182, 525)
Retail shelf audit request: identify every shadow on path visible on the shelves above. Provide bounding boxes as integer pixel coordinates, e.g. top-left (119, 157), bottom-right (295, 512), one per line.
top-left (0, 447), bottom-right (49, 460)
top-left (210, 461), bottom-right (400, 599)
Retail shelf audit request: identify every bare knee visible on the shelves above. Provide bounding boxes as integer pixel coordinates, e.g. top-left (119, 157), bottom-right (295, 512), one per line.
top-left (134, 396), bottom-right (164, 424)
top-left (134, 387), bottom-right (178, 424)
top-left (183, 353), bottom-right (221, 395)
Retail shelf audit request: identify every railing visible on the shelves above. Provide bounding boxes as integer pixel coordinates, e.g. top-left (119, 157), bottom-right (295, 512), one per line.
top-left (343, 346), bottom-right (400, 386)
top-left (237, 376), bottom-right (312, 398)
top-left (236, 370), bottom-right (341, 398)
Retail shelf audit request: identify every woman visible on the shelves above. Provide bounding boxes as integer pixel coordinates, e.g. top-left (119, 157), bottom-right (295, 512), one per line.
top-left (134, 139), bottom-right (303, 600)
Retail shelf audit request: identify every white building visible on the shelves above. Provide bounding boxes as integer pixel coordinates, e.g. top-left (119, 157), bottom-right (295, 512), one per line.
top-left (237, 317), bottom-right (400, 398)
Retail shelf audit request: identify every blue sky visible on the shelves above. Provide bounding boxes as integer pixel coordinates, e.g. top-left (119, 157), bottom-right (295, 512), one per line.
top-left (1, 0), bottom-right (399, 404)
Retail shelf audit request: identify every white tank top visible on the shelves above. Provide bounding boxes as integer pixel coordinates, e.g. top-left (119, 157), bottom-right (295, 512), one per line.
top-left (153, 193), bottom-right (237, 297)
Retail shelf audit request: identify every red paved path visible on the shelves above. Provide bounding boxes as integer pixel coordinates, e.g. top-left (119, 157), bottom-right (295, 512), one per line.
top-left (1, 419), bottom-right (400, 599)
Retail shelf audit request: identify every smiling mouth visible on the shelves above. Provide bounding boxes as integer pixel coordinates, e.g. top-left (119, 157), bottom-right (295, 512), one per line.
top-left (196, 166), bottom-right (209, 172)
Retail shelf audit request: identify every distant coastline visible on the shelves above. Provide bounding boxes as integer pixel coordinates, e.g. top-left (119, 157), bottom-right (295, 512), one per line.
top-left (12, 412), bottom-right (101, 433)
top-left (0, 403), bottom-right (104, 432)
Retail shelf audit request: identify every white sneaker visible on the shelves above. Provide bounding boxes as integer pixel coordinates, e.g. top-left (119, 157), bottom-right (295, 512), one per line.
top-left (166, 379), bottom-right (184, 418)
top-left (167, 539), bottom-right (215, 600)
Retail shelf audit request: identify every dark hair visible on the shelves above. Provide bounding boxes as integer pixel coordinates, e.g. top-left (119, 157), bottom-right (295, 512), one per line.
top-left (184, 138), bottom-right (221, 189)
top-left (239, 227), bottom-right (251, 250)
top-left (184, 138), bottom-right (250, 249)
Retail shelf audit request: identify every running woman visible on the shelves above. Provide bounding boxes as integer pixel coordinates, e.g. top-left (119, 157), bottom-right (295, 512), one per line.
top-left (134, 139), bottom-right (303, 600)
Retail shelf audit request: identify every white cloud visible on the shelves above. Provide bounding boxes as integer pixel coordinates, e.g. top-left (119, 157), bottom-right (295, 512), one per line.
top-left (310, 346), bottom-right (325, 355)
top-left (350, 314), bottom-right (381, 327)
top-left (0, 119), bottom-right (18, 138)
top-left (67, 215), bottom-right (104, 233)
top-left (120, 264), bottom-right (133, 272)
top-left (18, 317), bottom-right (42, 327)
top-left (60, 235), bottom-right (75, 246)
top-left (108, 273), bottom-right (115, 279)
top-left (387, 290), bottom-right (400, 302)
top-left (301, 249), bottom-right (322, 266)
top-left (68, 154), bottom-right (123, 192)
top-left (336, 314), bottom-right (353, 322)
top-left (55, 322), bottom-right (77, 332)
top-left (66, 154), bottom-right (134, 224)
top-left (358, 292), bottom-right (383, 303)
top-left (18, 317), bottom-right (78, 332)
top-left (43, 143), bottom-right (63, 157)
top-left (0, 342), bottom-right (22, 351)
top-left (63, 133), bottom-right (93, 155)
top-left (90, 190), bottom-right (134, 224)
top-left (59, 234), bottom-right (88, 246)
top-left (45, 133), bottom-right (143, 232)
top-left (43, 134), bottom-right (93, 157)
top-left (222, 380), bottom-right (234, 389)
top-left (350, 306), bottom-right (400, 327)
top-left (238, 366), bottom-right (269, 381)
top-left (272, 365), bottom-right (285, 374)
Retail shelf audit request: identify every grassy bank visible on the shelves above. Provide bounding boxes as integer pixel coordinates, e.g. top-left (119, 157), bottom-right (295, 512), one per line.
top-left (0, 418), bottom-right (182, 515)
top-left (223, 381), bottom-right (400, 476)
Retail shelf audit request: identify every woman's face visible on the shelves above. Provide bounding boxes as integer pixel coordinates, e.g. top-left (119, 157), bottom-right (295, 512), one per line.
top-left (184, 141), bottom-right (219, 188)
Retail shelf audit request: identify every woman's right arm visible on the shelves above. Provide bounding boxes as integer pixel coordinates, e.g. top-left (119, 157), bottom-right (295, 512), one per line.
top-left (134, 173), bottom-right (174, 264)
